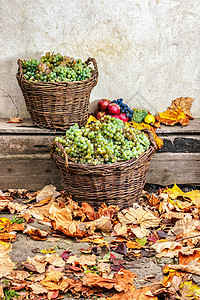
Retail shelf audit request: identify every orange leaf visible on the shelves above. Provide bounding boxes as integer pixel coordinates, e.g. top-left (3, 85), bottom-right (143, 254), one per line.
top-left (155, 107), bottom-right (189, 126)
top-left (0, 232), bottom-right (16, 242)
top-left (179, 250), bottom-right (200, 265)
top-left (130, 286), bottom-right (158, 299)
top-left (126, 240), bottom-right (141, 249)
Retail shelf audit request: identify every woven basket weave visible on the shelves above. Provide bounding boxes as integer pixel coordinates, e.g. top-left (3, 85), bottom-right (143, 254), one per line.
top-left (16, 57), bottom-right (98, 130)
top-left (50, 129), bottom-right (156, 209)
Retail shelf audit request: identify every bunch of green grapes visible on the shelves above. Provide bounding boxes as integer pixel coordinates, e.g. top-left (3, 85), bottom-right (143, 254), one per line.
top-left (54, 115), bottom-right (150, 165)
top-left (21, 52), bottom-right (93, 82)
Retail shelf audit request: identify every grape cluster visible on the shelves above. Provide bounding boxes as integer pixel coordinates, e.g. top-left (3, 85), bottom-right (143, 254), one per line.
top-left (54, 115), bottom-right (150, 165)
top-left (21, 52), bottom-right (93, 83)
top-left (132, 109), bottom-right (148, 123)
top-left (112, 98), bottom-right (133, 121)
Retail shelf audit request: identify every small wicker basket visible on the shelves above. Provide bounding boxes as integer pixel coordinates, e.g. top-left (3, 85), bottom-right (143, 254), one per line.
top-left (50, 129), bottom-right (156, 209)
top-left (16, 57), bottom-right (98, 130)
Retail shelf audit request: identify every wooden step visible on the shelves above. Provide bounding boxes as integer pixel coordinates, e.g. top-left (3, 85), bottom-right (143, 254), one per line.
top-left (0, 118), bottom-right (199, 190)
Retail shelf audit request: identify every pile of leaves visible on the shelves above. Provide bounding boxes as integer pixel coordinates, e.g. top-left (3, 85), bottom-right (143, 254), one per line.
top-left (0, 184), bottom-right (200, 299)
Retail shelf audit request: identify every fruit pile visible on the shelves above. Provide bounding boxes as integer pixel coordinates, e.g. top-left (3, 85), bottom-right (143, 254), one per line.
top-left (21, 52), bottom-right (93, 83)
top-left (96, 98), bottom-right (155, 124)
top-left (54, 115), bottom-right (150, 165)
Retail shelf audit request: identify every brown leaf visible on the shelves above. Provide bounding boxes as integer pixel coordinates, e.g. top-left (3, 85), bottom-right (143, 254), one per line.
top-left (111, 223), bottom-right (127, 237)
top-left (30, 282), bottom-right (48, 294)
top-left (130, 286), bottom-right (158, 299)
top-left (7, 117), bottom-right (23, 123)
top-left (82, 272), bottom-right (116, 290)
top-left (95, 217), bottom-right (112, 232)
top-left (23, 255), bottom-right (47, 273)
top-left (23, 225), bottom-right (48, 241)
top-left (168, 262), bottom-right (200, 276)
top-left (66, 254), bottom-right (96, 266)
top-left (0, 232), bottom-right (16, 242)
top-left (179, 249), bottom-right (200, 265)
top-left (6, 270), bottom-right (30, 281)
top-left (168, 97), bottom-right (194, 119)
top-left (36, 185), bottom-right (57, 202)
top-left (0, 243), bottom-right (15, 278)
top-left (118, 207), bottom-right (160, 228)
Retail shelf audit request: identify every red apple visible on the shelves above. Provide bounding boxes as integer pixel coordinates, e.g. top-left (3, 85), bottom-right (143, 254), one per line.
top-left (118, 113), bottom-right (129, 122)
top-left (96, 111), bottom-right (106, 119)
top-left (107, 103), bottom-right (120, 115)
top-left (98, 99), bottom-right (110, 111)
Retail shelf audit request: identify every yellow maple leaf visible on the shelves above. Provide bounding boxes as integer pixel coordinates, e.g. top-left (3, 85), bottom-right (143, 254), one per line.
top-left (155, 107), bottom-right (189, 126)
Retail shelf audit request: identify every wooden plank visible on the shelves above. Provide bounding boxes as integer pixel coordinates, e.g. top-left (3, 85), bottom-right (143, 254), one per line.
top-left (147, 153), bottom-right (200, 186)
top-left (0, 118), bottom-right (199, 135)
top-left (0, 154), bottom-right (62, 191)
top-left (0, 152), bottom-right (199, 191)
top-left (158, 135), bottom-right (200, 153)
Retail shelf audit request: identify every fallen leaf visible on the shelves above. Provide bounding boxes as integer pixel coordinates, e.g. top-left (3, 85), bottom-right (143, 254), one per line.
top-left (179, 280), bottom-right (200, 300)
top-left (115, 243), bottom-right (127, 255)
top-left (179, 249), bottom-right (200, 265)
top-left (7, 117), bottom-right (23, 123)
top-left (23, 255), bottom-right (47, 273)
top-left (130, 286), bottom-right (158, 300)
top-left (95, 216), bottom-right (112, 232)
top-left (6, 270), bottom-right (30, 281)
top-left (155, 107), bottom-right (189, 126)
top-left (66, 254), bottom-right (96, 266)
top-left (111, 223), bottom-right (127, 237)
top-left (168, 262), bottom-right (200, 276)
top-left (168, 97), bottom-right (194, 119)
top-left (126, 241), bottom-right (141, 249)
top-left (118, 208), bottom-right (160, 228)
top-left (45, 253), bottom-right (65, 268)
top-left (36, 185), bottom-right (57, 202)
top-left (131, 227), bottom-right (150, 239)
top-left (23, 225), bottom-right (49, 240)
top-left (151, 241), bottom-right (182, 258)
top-left (30, 282), bottom-right (48, 294)
top-left (0, 242), bottom-right (15, 278)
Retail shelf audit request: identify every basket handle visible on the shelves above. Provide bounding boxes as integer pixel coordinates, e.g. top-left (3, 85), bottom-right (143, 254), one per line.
top-left (85, 57), bottom-right (98, 86)
top-left (50, 141), bottom-right (74, 171)
top-left (142, 128), bottom-right (157, 150)
top-left (17, 59), bottom-right (25, 91)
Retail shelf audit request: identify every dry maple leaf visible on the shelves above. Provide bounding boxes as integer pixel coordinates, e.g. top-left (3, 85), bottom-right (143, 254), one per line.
top-left (155, 107), bottom-right (189, 126)
top-left (66, 254), bottom-right (96, 266)
top-left (129, 286), bottom-right (158, 300)
top-left (111, 223), bottom-right (127, 237)
top-left (151, 241), bottom-right (182, 258)
top-left (131, 227), bottom-right (150, 239)
top-left (168, 97), bottom-right (194, 119)
top-left (23, 255), bottom-right (47, 273)
top-left (0, 242), bottom-right (15, 278)
top-left (23, 225), bottom-right (48, 241)
top-left (30, 282), bottom-right (48, 294)
top-left (118, 207), bottom-right (160, 228)
top-left (169, 214), bottom-right (200, 247)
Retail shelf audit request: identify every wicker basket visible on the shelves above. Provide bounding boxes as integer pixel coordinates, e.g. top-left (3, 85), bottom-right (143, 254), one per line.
top-left (16, 57), bottom-right (98, 130)
top-left (50, 129), bottom-right (156, 209)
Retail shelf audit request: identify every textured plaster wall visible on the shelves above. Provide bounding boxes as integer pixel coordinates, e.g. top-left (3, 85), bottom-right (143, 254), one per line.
top-left (0, 0), bottom-right (200, 118)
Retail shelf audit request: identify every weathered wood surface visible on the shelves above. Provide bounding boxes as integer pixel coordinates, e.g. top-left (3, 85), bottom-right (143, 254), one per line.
top-left (0, 118), bottom-right (199, 189)
top-left (0, 118), bottom-right (199, 134)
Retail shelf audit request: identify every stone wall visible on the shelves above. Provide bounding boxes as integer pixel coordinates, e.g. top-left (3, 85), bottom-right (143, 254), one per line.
top-left (1, 0), bottom-right (199, 118)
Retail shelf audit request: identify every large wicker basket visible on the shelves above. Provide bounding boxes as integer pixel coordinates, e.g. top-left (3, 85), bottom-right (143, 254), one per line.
top-left (16, 57), bottom-right (98, 130)
top-left (50, 130), bottom-right (156, 209)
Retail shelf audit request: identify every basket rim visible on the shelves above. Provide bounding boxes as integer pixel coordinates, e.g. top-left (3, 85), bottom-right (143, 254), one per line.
top-left (16, 57), bottom-right (98, 87)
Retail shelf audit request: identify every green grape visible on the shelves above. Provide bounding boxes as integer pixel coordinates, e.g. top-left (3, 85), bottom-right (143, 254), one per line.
top-left (54, 116), bottom-right (150, 165)
top-left (21, 52), bottom-right (93, 82)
